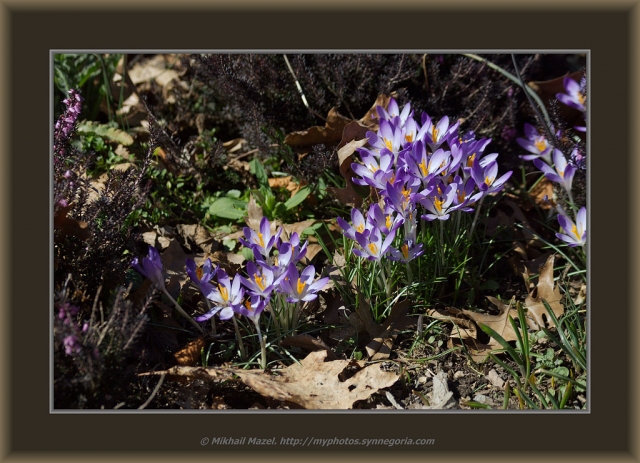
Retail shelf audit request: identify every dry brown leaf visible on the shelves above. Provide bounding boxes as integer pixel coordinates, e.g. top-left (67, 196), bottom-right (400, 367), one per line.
top-left (268, 176), bottom-right (301, 197)
top-left (174, 337), bottom-right (206, 366)
top-left (284, 108), bottom-right (351, 149)
top-left (522, 254), bottom-right (564, 330)
top-left (528, 177), bottom-right (555, 210)
top-left (463, 297), bottom-right (519, 345)
top-left (234, 351), bottom-right (398, 409)
top-left (426, 307), bottom-right (478, 340)
top-left (280, 334), bottom-right (338, 360)
top-left (357, 93), bottom-right (393, 126)
top-left (175, 224), bottom-right (217, 253)
top-left (245, 194), bottom-right (263, 231)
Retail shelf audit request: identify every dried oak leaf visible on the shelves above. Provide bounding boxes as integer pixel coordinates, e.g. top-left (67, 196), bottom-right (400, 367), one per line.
top-left (521, 254), bottom-right (564, 330)
top-left (175, 223), bottom-right (217, 254)
top-left (233, 350), bottom-right (398, 409)
top-left (284, 108), bottom-right (352, 150)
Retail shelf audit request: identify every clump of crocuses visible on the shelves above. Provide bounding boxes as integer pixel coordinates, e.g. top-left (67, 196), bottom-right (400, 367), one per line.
top-left (337, 97), bottom-right (512, 292)
top-left (132, 217), bottom-right (328, 369)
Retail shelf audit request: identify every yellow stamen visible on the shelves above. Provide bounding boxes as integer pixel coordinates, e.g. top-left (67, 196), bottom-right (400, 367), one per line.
top-left (578, 93), bottom-right (586, 105)
top-left (571, 224), bottom-right (581, 241)
top-left (245, 299), bottom-right (253, 312)
top-left (534, 138), bottom-right (547, 153)
top-left (432, 126), bottom-right (439, 141)
top-left (254, 232), bottom-right (265, 248)
top-left (254, 273), bottom-right (266, 291)
top-left (559, 169), bottom-right (565, 178)
top-left (196, 267), bottom-right (204, 280)
top-left (434, 198), bottom-right (444, 212)
top-left (485, 176), bottom-right (495, 186)
top-left (418, 159), bottom-right (427, 177)
top-left (368, 243), bottom-right (378, 255)
top-left (218, 284), bottom-right (229, 302)
top-left (369, 164), bottom-right (379, 173)
top-left (383, 138), bottom-right (393, 151)
top-left (356, 223), bottom-right (365, 233)
top-left (437, 185), bottom-right (443, 196)
top-left (458, 192), bottom-right (465, 204)
top-left (385, 215), bottom-right (392, 230)
top-left (274, 256), bottom-right (279, 266)
top-left (296, 278), bottom-right (307, 295)
top-left (467, 153), bottom-right (476, 168)
top-left (405, 134), bottom-right (414, 143)
top-left (401, 244), bottom-right (409, 260)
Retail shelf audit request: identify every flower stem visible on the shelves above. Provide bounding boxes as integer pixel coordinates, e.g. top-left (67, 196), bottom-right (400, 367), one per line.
top-left (203, 297), bottom-right (216, 335)
top-left (231, 315), bottom-right (246, 361)
top-left (254, 320), bottom-right (267, 370)
top-left (161, 288), bottom-right (204, 334)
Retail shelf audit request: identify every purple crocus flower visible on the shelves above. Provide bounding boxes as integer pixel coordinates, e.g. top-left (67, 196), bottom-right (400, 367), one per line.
top-left (556, 206), bottom-right (586, 247)
top-left (419, 115), bottom-right (459, 152)
top-left (353, 227), bottom-right (396, 261)
top-left (337, 207), bottom-right (374, 241)
top-left (376, 98), bottom-right (413, 128)
top-left (367, 202), bottom-right (404, 236)
top-left (367, 119), bottom-right (405, 158)
top-left (196, 268), bottom-right (244, 321)
top-left (240, 261), bottom-right (279, 298)
top-left (516, 123), bottom-right (553, 163)
top-left (279, 263), bottom-right (329, 303)
top-left (186, 258), bottom-right (216, 291)
top-left (452, 176), bottom-right (482, 212)
top-left (533, 148), bottom-right (576, 194)
top-left (388, 240), bottom-right (424, 263)
top-left (556, 76), bottom-right (586, 113)
top-left (470, 159), bottom-right (512, 194)
top-left (131, 246), bottom-right (165, 289)
top-left (234, 295), bottom-right (268, 325)
top-left (383, 172), bottom-right (423, 219)
top-left (352, 148), bottom-right (395, 190)
top-left (419, 181), bottom-right (459, 221)
top-left (400, 142), bottom-right (450, 186)
top-left (239, 216), bottom-right (281, 259)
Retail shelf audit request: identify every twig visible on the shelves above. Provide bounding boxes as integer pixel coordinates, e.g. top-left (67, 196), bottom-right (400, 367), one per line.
top-left (282, 55), bottom-right (326, 122)
top-left (138, 373), bottom-right (166, 410)
top-left (421, 54), bottom-right (429, 94)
